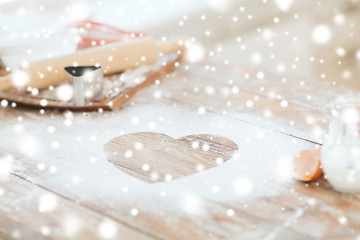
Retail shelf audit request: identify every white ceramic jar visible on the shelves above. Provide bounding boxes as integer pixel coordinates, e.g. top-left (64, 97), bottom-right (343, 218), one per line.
top-left (322, 97), bottom-right (360, 193)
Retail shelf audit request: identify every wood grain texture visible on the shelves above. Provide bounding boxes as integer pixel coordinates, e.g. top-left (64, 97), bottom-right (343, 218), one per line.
top-left (104, 132), bottom-right (238, 183)
top-left (136, 62), bottom-right (353, 144)
top-left (0, 174), bottom-right (153, 240)
top-left (1, 55), bottom-right (359, 240)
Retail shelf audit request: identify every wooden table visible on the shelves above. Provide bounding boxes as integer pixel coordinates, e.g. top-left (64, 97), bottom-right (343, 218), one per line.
top-left (0, 59), bottom-right (358, 240)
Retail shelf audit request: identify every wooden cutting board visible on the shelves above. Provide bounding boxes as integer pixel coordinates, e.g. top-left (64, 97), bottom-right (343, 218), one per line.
top-left (104, 132), bottom-right (239, 183)
top-left (0, 53), bottom-right (180, 111)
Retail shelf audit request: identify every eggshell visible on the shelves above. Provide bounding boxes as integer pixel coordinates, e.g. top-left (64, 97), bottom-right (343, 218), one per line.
top-left (293, 148), bottom-right (322, 182)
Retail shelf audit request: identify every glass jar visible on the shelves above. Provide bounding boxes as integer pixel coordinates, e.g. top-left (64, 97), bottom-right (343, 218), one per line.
top-left (322, 97), bottom-right (360, 193)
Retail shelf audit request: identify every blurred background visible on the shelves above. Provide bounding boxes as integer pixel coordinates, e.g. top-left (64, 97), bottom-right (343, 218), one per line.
top-left (0, 0), bottom-right (359, 89)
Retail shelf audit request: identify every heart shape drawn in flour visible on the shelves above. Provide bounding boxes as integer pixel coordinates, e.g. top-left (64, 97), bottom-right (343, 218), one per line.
top-left (103, 132), bottom-right (238, 183)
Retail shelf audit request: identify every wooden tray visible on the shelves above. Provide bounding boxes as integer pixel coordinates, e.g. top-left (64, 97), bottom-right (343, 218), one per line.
top-left (0, 53), bottom-right (180, 111)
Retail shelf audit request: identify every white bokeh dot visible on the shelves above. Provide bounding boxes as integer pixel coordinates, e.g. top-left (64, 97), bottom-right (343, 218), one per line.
top-left (312, 25), bottom-right (332, 44)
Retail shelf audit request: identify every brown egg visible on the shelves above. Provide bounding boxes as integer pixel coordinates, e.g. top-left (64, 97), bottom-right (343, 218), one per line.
top-left (293, 147), bottom-right (323, 182)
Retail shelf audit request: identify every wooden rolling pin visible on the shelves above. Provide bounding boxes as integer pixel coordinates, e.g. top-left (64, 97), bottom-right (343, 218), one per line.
top-left (0, 37), bottom-right (185, 90)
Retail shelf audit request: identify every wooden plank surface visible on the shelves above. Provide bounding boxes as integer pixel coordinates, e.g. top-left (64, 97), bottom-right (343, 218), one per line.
top-left (0, 174), bottom-right (153, 240)
top-left (0, 58), bottom-right (359, 239)
top-left (104, 132), bottom-right (238, 183)
top-left (141, 61), bottom-right (352, 144)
